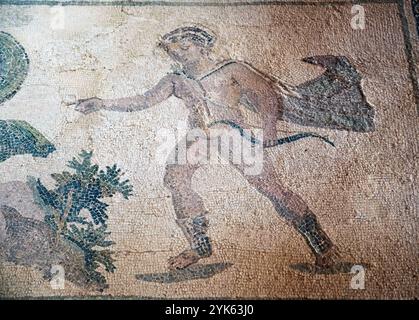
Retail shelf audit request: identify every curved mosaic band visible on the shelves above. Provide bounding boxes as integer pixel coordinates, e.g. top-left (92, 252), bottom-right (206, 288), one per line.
top-left (0, 31), bottom-right (29, 104)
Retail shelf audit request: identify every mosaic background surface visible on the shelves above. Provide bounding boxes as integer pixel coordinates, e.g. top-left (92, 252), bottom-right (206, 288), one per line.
top-left (0, 0), bottom-right (418, 299)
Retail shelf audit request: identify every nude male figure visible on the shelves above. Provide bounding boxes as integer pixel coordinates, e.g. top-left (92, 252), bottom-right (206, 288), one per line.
top-left (75, 26), bottom-right (374, 271)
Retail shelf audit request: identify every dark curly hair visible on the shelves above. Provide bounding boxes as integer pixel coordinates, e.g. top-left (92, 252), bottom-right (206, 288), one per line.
top-left (160, 26), bottom-right (215, 48)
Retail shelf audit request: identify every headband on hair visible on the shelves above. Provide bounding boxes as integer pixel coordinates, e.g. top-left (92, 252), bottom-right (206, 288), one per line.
top-left (161, 26), bottom-right (215, 48)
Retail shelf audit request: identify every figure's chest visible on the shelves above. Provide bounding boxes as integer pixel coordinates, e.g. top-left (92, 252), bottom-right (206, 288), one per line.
top-left (199, 71), bottom-right (241, 106)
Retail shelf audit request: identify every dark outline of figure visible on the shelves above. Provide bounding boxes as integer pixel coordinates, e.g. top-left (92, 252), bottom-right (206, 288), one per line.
top-left (74, 26), bottom-right (375, 272)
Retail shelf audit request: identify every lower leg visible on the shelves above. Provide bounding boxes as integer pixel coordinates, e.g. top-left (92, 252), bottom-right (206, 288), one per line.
top-left (249, 175), bottom-right (340, 268)
top-left (164, 164), bottom-right (213, 270)
top-left (176, 215), bottom-right (212, 258)
top-left (296, 211), bottom-right (340, 268)
top-left (168, 214), bottom-right (212, 269)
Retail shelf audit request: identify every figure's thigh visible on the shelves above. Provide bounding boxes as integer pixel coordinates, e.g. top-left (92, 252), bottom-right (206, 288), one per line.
top-left (224, 141), bottom-right (310, 225)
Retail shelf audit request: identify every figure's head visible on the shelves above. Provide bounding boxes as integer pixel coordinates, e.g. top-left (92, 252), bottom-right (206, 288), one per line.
top-left (159, 26), bottom-right (215, 66)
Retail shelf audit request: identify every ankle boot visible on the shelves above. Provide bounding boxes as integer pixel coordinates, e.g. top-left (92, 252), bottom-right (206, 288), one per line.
top-left (297, 213), bottom-right (339, 267)
top-left (176, 215), bottom-right (212, 258)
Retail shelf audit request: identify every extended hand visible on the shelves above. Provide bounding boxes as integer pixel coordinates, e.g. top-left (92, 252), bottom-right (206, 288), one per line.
top-left (74, 97), bottom-right (103, 114)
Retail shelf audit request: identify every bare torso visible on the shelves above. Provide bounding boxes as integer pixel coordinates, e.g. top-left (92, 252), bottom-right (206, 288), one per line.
top-left (172, 60), bottom-right (282, 140)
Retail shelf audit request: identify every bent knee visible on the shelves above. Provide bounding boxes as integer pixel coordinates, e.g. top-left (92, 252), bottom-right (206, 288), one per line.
top-left (163, 164), bottom-right (192, 189)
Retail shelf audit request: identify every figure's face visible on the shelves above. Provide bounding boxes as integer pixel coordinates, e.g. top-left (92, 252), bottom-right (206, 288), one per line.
top-left (163, 39), bottom-right (207, 66)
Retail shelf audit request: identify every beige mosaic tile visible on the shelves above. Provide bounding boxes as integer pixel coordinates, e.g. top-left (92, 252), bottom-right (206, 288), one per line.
top-left (0, 0), bottom-right (417, 299)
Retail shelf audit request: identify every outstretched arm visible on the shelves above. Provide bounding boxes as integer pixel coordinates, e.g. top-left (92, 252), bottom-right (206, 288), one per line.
top-left (74, 74), bottom-right (176, 114)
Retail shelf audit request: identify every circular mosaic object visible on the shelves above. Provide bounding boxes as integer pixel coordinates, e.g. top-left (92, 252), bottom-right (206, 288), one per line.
top-left (0, 32), bottom-right (29, 104)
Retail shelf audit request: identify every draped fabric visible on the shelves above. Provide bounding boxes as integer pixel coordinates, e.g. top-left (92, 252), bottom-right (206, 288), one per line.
top-left (282, 55), bottom-right (375, 132)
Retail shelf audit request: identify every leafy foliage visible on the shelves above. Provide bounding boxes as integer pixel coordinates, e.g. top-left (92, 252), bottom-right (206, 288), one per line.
top-left (34, 150), bottom-right (133, 286)
top-left (65, 223), bottom-right (116, 285)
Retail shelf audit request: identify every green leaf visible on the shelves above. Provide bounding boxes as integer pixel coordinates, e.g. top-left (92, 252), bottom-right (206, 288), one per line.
top-left (33, 150), bottom-right (133, 286)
